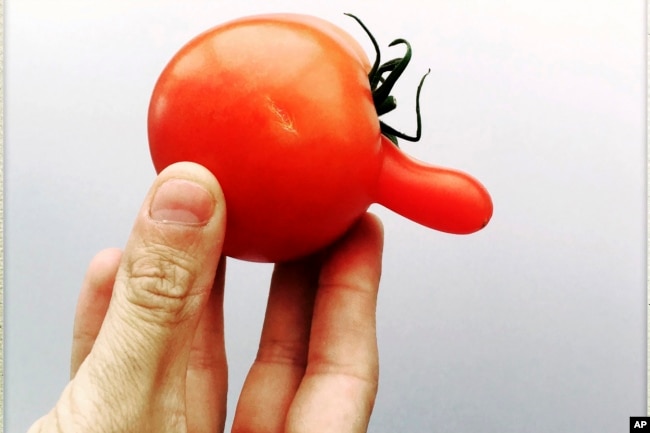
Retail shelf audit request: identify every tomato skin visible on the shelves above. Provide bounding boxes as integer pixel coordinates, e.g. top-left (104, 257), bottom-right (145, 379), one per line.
top-left (149, 13), bottom-right (494, 263)
top-left (148, 14), bottom-right (381, 262)
top-left (376, 136), bottom-right (493, 234)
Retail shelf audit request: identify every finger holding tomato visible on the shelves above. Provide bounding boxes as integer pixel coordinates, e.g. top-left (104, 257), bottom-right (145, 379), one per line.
top-left (29, 162), bottom-right (384, 433)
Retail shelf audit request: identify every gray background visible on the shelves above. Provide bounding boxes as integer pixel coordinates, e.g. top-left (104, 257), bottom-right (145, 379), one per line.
top-left (5, 1), bottom-right (646, 432)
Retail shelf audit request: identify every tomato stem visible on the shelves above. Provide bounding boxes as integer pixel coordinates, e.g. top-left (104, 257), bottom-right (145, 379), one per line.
top-left (344, 13), bottom-right (429, 147)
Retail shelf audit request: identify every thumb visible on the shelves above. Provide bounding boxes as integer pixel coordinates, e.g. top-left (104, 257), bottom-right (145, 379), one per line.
top-left (84, 161), bottom-right (226, 406)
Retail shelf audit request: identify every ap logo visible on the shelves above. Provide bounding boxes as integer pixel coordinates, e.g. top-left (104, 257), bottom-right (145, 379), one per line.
top-left (631, 417), bottom-right (650, 430)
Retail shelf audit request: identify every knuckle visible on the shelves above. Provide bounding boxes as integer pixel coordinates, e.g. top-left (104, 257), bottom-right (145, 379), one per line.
top-left (122, 241), bottom-right (202, 324)
top-left (256, 338), bottom-right (308, 367)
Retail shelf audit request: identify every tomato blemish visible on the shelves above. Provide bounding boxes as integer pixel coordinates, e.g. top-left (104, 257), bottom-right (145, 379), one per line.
top-left (266, 96), bottom-right (297, 134)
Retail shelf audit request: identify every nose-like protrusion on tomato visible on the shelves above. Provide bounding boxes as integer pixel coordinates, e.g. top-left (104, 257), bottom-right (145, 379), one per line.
top-left (375, 137), bottom-right (493, 234)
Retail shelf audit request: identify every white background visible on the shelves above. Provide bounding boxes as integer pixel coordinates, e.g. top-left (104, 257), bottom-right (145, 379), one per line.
top-left (5, 1), bottom-right (646, 432)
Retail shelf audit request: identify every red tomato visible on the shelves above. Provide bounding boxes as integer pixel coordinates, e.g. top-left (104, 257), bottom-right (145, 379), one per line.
top-left (148, 13), bottom-right (492, 263)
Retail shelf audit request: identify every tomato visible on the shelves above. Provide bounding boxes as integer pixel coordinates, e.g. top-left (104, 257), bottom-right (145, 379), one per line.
top-left (148, 13), bottom-right (493, 263)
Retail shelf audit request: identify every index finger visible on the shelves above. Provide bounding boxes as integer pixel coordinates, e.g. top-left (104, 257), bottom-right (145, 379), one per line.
top-left (288, 213), bottom-right (384, 433)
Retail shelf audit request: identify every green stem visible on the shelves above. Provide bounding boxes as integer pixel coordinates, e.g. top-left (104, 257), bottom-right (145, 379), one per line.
top-left (345, 13), bottom-right (429, 147)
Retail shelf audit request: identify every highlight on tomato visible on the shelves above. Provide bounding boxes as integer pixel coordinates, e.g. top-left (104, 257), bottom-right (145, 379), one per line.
top-left (147, 13), bottom-right (493, 263)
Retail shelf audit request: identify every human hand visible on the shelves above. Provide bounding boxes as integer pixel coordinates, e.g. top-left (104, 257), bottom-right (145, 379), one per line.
top-left (28, 162), bottom-right (383, 433)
